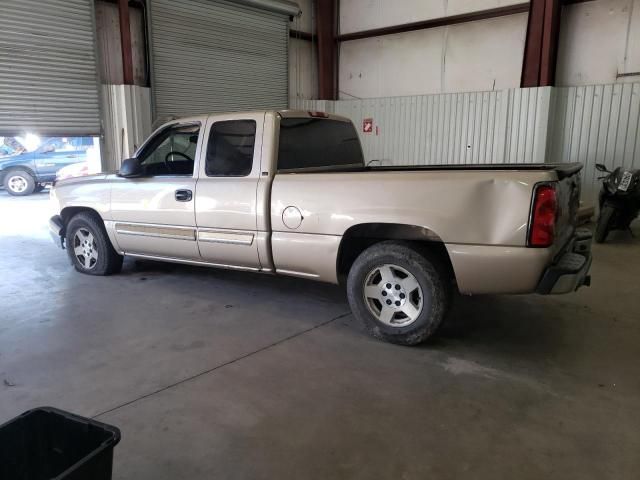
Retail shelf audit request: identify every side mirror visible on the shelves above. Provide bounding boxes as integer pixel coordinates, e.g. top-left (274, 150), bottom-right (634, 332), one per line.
top-left (595, 163), bottom-right (608, 173)
top-left (118, 157), bottom-right (143, 178)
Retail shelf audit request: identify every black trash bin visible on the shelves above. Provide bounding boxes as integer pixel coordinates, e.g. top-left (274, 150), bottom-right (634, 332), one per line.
top-left (0, 407), bottom-right (121, 480)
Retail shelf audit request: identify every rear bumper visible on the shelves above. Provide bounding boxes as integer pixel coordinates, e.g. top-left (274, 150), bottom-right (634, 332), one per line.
top-left (49, 215), bottom-right (65, 249)
top-left (536, 228), bottom-right (592, 294)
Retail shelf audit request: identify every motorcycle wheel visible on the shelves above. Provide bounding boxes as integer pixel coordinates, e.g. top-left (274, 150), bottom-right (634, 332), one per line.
top-left (595, 205), bottom-right (615, 243)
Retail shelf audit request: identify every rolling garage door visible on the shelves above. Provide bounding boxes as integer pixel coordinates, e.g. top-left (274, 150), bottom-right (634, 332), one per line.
top-left (148, 0), bottom-right (297, 119)
top-left (0, 0), bottom-right (101, 136)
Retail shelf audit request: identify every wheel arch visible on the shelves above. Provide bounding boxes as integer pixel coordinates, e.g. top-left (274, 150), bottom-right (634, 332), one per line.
top-left (60, 206), bottom-right (104, 227)
top-left (336, 223), bottom-right (456, 286)
top-left (2, 165), bottom-right (38, 180)
top-left (63, 207), bottom-right (124, 275)
top-left (60, 206), bottom-right (121, 254)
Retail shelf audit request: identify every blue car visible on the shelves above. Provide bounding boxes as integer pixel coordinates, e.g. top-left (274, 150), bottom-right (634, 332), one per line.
top-left (0, 137), bottom-right (94, 196)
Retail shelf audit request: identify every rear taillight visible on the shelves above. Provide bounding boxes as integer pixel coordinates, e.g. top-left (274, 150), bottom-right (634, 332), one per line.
top-left (529, 184), bottom-right (558, 247)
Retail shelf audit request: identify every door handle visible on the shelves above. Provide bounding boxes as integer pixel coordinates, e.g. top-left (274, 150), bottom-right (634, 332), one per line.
top-left (175, 189), bottom-right (193, 202)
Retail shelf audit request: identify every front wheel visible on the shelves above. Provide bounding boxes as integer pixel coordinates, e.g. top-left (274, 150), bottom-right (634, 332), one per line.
top-left (347, 241), bottom-right (450, 346)
top-left (595, 205), bottom-right (615, 243)
top-left (3, 170), bottom-right (35, 196)
top-left (65, 212), bottom-right (123, 275)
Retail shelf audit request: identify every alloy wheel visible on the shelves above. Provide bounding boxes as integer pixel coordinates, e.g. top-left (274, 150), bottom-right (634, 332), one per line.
top-left (7, 175), bottom-right (28, 193)
top-left (73, 228), bottom-right (99, 270)
top-left (363, 264), bottom-right (423, 327)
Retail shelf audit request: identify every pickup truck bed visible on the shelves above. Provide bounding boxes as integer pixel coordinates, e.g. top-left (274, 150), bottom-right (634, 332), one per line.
top-left (270, 165), bottom-right (582, 294)
top-left (49, 110), bottom-right (592, 345)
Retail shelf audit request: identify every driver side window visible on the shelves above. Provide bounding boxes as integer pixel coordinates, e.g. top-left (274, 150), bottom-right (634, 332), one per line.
top-left (138, 124), bottom-right (200, 176)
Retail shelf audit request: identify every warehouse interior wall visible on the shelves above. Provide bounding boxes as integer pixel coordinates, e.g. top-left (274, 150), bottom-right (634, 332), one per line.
top-left (330, 0), bottom-right (640, 99)
top-left (100, 85), bottom-right (152, 172)
top-left (0, 0), bottom-right (103, 137)
top-left (549, 82), bottom-right (640, 202)
top-left (339, 14), bottom-right (528, 99)
top-left (339, 0), bottom-right (528, 33)
top-left (293, 80), bottom-right (640, 204)
top-left (292, 89), bottom-right (554, 169)
top-left (338, 0), bottom-right (528, 99)
top-left (289, 0), bottom-right (640, 206)
top-left (290, 34), bottom-right (318, 99)
top-left (557, 0), bottom-right (640, 86)
top-left (96, 0), bottom-right (152, 170)
top-left (91, 0), bottom-right (640, 172)
top-left (95, 1), bottom-right (148, 86)
top-left (289, 0), bottom-right (318, 99)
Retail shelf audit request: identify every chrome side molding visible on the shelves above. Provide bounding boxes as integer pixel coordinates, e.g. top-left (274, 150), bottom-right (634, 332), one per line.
top-left (114, 222), bottom-right (196, 241)
top-left (198, 229), bottom-right (254, 246)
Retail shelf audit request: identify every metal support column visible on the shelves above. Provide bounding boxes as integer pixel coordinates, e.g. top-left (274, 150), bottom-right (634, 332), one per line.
top-left (118, 0), bottom-right (134, 85)
top-left (521, 0), bottom-right (562, 87)
top-left (316, 0), bottom-right (337, 100)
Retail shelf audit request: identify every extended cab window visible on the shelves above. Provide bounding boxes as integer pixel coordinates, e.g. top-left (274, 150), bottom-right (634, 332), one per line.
top-left (138, 124), bottom-right (200, 176)
top-left (206, 120), bottom-right (256, 177)
top-left (278, 117), bottom-right (364, 171)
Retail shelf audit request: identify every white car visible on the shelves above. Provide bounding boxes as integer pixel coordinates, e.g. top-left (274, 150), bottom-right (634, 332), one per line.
top-left (56, 161), bottom-right (89, 181)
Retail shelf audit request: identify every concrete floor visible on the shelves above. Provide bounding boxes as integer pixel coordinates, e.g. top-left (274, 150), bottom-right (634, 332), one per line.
top-left (1, 190), bottom-right (639, 480)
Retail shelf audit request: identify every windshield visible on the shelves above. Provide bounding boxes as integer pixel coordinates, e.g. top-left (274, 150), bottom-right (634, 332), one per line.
top-left (0, 137), bottom-right (26, 157)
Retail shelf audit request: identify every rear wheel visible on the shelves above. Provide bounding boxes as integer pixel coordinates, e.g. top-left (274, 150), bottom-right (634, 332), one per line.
top-left (65, 212), bottom-right (123, 275)
top-left (3, 170), bottom-right (35, 196)
top-left (595, 205), bottom-right (615, 243)
top-left (347, 241), bottom-right (450, 345)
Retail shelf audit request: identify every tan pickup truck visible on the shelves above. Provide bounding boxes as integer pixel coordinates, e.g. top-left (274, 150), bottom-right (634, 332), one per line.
top-left (49, 110), bottom-right (592, 345)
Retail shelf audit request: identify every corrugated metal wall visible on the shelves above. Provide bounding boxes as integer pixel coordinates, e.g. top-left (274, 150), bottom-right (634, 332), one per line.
top-left (293, 82), bottom-right (640, 203)
top-left (101, 85), bottom-right (152, 171)
top-left (548, 83), bottom-right (640, 203)
top-left (294, 88), bottom-right (552, 166)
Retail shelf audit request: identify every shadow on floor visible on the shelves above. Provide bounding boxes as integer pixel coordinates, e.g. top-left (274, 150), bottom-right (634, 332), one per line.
top-left (124, 257), bottom-right (570, 364)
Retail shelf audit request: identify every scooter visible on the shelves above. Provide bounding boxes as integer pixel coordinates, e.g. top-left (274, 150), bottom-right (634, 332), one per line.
top-left (594, 163), bottom-right (640, 243)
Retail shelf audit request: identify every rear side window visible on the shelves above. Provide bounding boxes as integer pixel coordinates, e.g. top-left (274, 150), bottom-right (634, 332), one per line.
top-left (206, 120), bottom-right (256, 177)
top-left (278, 118), bottom-right (364, 171)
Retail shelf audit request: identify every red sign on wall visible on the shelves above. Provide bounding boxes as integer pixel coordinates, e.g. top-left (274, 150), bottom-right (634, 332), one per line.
top-left (363, 118), bottom-right (373, 133)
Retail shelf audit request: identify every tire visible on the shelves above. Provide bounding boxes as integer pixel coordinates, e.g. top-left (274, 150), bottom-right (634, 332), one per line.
top-left (65, 212), bottom-right (123, 275)
top-left (3, 170), bottom-right (35, 196)
top-left (595, 205), bottom-right (615, 243)
top-left (347, 241), bottom-right (450, 346)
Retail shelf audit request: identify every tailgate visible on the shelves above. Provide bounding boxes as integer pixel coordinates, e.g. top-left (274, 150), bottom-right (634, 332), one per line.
top-left (552, 164), bottom-right (582, 255)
